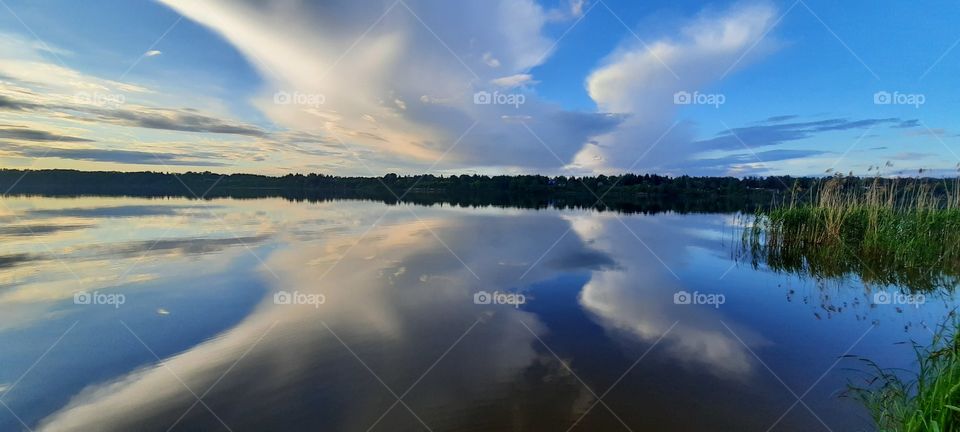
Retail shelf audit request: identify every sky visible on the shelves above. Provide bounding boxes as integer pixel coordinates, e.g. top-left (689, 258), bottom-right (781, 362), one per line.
top-left (0, 0), bottom-right (958, 177)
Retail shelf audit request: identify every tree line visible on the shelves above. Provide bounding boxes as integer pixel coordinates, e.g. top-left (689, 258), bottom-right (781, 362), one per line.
top-left (2, 169), bottom-right (957, 214)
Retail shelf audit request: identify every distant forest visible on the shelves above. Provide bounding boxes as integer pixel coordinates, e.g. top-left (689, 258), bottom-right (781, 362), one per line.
top-left (2, 169), bottom-right (958, 214)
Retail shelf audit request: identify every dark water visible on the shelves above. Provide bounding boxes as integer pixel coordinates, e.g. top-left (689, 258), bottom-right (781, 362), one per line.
top-left (0, 196), bottom-right (954, 431)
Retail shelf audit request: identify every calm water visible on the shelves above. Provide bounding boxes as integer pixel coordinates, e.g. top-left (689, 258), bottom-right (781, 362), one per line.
top-left (0, 196), bottom-right (954, 431)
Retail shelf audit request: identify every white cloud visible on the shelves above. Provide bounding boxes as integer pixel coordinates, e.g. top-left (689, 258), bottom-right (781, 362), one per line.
top-left (546, 0), bottom-right (588, 22)
top-left (570, 0), bottom-right (585, 18)
top-left (144, 50), bottom-right (162, 57)
top-left (490, 73), bottom-right (537, 89)
top-left (0, 34), bottom-right (151, 96)
top-left (482, 52), bottom-right (501, 68)
top-left (576, 2), bottom-right (779, 174)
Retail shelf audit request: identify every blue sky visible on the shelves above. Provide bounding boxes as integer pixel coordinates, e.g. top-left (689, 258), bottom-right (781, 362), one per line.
top-left (0, 0), bottom-right (958, 176)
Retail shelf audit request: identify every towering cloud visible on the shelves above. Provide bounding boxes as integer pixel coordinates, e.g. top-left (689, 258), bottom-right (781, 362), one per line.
top-left (159, 0), bottom-right (619, 172)
top-left (576, 2), bottom-right (779, 174)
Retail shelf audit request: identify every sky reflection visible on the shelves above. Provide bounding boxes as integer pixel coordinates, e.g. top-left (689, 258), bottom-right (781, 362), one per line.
top-left (0, 197), bottom-right (949, 431)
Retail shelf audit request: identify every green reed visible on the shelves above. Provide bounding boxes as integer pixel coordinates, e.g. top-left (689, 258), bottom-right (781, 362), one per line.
top-left (743, 176), bottom-right (960, 291)
top-left (847, 317), bottom-right (960, 432)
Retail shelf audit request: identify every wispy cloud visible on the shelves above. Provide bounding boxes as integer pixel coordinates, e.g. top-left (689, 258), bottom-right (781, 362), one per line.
top-left (695, 117), bottom-right (910, 151)
top-left (678, 149), bottom-right (830, 174)
top-left (4, 143), bottom-right (228, 166)
top-left (0, 127), bottom-right (91, 142)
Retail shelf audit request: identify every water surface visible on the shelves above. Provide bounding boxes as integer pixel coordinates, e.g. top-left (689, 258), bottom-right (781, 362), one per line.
top-left (0, 196), bottom-right (953, 431)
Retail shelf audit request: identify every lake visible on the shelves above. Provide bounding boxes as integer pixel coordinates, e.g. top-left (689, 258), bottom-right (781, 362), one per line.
top-left (0, 196), bottom-right (952, 431)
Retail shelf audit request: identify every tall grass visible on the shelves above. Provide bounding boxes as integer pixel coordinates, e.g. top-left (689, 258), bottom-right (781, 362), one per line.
top-left (743, 176), bottom-right (960, 291)
top-left (848, 317), bottom-right (960, 432)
